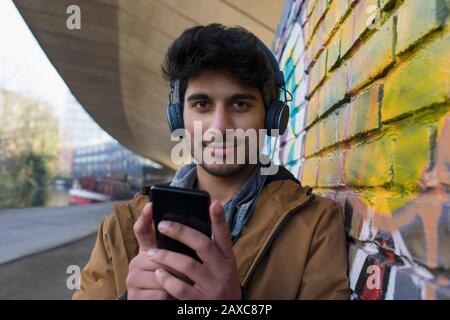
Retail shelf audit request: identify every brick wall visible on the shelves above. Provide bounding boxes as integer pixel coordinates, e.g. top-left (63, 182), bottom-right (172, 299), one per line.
top-left (272, 0), bottom-right (450, 299)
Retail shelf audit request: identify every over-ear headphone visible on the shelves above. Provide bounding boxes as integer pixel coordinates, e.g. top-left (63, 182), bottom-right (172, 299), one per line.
top-left (166, 37), bottom-right (290, 137)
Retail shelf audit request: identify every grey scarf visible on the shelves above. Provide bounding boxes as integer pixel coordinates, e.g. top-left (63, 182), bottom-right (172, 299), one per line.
top-left (170, 163), bottom-right (268, 243)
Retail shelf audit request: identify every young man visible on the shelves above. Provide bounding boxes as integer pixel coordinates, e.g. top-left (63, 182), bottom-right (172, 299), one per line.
top-left (73, 24), bottom-right (350, 300)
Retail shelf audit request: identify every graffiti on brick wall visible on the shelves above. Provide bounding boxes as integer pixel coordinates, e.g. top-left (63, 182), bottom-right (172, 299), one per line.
top-left (339, 114), bottom-right (450, 299)
top-left (271, 0), bottom-right (450, 299)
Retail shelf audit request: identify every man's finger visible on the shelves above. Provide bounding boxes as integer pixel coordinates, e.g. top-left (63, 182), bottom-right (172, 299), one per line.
top-left (157, 220), bottom-right (222, 265)
top-left (129, 289), bottom-right (173, 300)
top-left (154, 268), bottom-right (201, 300)
top-left (126, 270), bottom-right (164, 290)
top-left (209, 201), bottom-right (234, 258)
top-left (148, 248), bottom-right (204, 285)
top-left (133, 203), bottom-right (156, 252)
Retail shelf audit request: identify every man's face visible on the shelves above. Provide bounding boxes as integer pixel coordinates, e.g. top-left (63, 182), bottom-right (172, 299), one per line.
top-left (183, 68), bottom-right (266, 177)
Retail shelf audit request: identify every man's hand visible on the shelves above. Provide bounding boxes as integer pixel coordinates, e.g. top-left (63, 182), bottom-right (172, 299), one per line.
top-left (126, 203), bottom-right (172, 300)
top-left (149, 200), bottom-right (242, 300)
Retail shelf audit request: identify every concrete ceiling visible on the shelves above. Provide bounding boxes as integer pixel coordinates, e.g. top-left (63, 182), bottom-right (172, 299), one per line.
top-left (14, 0), bottom-right (285, 169)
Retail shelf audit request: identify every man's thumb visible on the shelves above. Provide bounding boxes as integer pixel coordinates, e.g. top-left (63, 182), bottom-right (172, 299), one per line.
top-left (133, 203), bottom-right (156, 252)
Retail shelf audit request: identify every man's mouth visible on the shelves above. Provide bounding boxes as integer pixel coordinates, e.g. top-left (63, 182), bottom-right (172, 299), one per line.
top-left (202, 142), bottom-right (238, 157)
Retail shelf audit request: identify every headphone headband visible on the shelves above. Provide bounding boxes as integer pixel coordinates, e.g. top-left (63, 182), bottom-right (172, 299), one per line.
top-left (253, 37), bottom-right (286, 88)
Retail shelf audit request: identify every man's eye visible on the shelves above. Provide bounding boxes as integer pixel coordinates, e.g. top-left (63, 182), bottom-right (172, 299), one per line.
top-left (233, 101), bottom-right (249, 109)
top-left (194, 101), bottom-right (210, 109)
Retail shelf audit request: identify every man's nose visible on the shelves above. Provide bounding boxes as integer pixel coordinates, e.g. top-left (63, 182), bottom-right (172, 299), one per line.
top-left (208, 105), bottom-right (233, 133)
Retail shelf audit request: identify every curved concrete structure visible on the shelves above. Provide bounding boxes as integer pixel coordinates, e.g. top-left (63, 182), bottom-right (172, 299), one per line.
top-left (14, 0), bottom-right (284, 168)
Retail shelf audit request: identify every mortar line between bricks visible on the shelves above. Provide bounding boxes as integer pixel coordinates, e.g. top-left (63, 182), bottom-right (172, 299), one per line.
top-left (381, 100), bottom-right (450, 126)
top-left (308, 0), bottom-right (407, 75)
top-left (394, 24), bottom-right (450, 62)
top-left (332, 0), bottom-right (404, 74)
top-left (309, 4), bottom-right (331, 45)
top-left (305, 45), bottom-right (397, 122)
top-left (338, 14), bottom-right (390, 64)
top-left (348, 60), bottom-right (396, 96)
top-left (305, 8), bottom-right (402, 108)
top-left (305, 0), bottom-right (358, 52)
top-left (302, 97), bottom-right (450, 161)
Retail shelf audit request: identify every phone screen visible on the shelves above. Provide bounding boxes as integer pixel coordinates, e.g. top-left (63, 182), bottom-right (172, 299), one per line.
top-left (150, 184), bottom-right (211, 262)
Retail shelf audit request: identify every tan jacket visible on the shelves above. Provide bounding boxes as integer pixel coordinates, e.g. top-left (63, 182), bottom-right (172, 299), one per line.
top-left (73, 170), bottom-right (350, 300)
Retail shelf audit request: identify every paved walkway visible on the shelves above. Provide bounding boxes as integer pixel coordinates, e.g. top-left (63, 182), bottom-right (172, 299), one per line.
top-left (0, 234), bottom-right (97, 299)
top-left (0, 203), bottom-right (115, 265)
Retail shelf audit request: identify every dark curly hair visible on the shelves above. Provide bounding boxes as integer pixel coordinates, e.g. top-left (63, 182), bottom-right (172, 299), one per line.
top-left (161, 23), bottom-right (280, 108)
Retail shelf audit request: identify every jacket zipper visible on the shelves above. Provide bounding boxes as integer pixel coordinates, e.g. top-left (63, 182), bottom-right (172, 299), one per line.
top-left (242, 193), bottom-right (315, 289)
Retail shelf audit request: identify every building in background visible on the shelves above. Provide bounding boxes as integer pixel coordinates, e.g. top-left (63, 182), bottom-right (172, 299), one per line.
top-left (69, 140), bottom-right (173, 205)
top-left (72, 140), bottom-right (172, 188)
top-left (55, 92), bottom-right (114, 176)
top-left (56, 92), bottom-right (176, 188)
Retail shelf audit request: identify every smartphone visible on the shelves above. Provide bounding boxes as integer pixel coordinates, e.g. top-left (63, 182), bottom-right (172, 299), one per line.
top-left (150, 184), bottom-right (212, 262)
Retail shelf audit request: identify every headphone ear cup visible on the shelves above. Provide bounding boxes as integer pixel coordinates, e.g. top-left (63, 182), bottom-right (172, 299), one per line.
top-left (277, 102), bottom-right (290, 135)
top-left (264, 100), bottom-right (278, 134)
top-left (166, 103), bottom-right (175, 132)
top-left (265, 100), bottom-right (290, 136)
top-left (166, 102), bottom-right (184, 133)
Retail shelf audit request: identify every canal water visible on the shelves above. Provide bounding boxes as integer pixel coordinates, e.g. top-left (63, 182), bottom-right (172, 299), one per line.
top-left (46, 186), bottom-right (70, 207)
top-left (0, 185), bottom-right (70, 210)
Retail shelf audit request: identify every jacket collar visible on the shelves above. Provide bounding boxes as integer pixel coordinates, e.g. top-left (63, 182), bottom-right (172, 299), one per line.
top-left (232, 178), bottom-right (314, 287)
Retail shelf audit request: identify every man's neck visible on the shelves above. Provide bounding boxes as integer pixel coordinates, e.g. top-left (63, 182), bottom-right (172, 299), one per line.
top-left (196, 164), bottom-right (258, 206)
